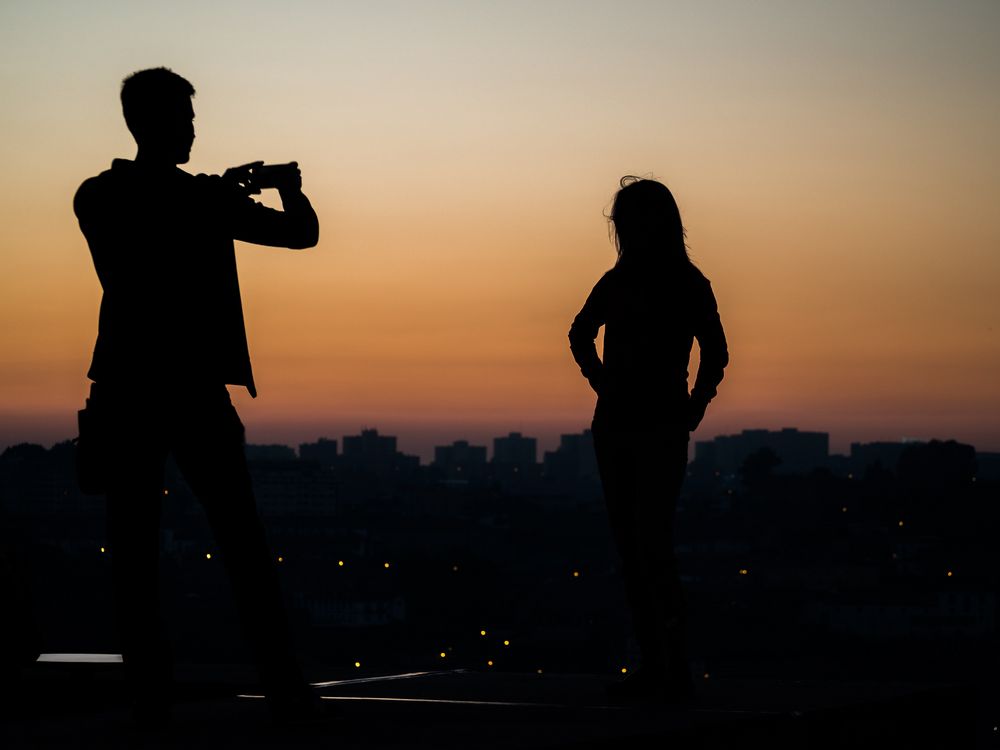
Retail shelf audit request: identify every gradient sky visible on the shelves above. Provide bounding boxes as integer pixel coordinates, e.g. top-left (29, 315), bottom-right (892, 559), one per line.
top-left (1, 1), bottom-right (998, 460)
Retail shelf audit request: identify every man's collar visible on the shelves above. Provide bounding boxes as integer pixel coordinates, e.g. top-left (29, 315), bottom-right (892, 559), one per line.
top-left (111, 158), bottom-right (188, 177)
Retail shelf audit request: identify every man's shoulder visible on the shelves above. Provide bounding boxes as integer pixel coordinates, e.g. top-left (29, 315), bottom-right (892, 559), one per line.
top-left (74, 160), bottom-right (140, 204)
top-left (73, 169), bottom-right (117, 219)
top-left (74, 162), bottom-right (218, 213)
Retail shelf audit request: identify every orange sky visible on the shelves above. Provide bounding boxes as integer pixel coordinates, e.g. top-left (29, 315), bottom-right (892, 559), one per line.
top-left (1, 2), bottom-right (998, 459)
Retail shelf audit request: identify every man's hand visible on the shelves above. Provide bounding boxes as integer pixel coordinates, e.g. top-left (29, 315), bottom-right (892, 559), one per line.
top-left (222, 161), bottom-right (265, 195)
top-left (222, 162), bottom-right (302, 196)
top-left (226, 161), bottom-right (319, 249)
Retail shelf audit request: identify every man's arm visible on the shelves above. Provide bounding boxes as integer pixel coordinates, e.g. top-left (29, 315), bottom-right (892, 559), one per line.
top-left (73, 177), bottom-right (104, 247)
top-left (215, 163), bottom-right (320, 249)
top-left (74, 176), bottom-right (115, 286)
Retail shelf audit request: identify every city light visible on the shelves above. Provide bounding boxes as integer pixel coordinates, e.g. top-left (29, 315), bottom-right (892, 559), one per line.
top-left (898, 520), bottom-right (905, 527)
top-left (354, 661), bottom-right (361, 668)
top-left (452, 564), bottom-right (459, 572)
top-left (487, 660), bottom-right (494, 667)
top-left (572, 570), bottom-right (580, 578)
top-left (536, 669), bottom-right (543, 674)
top-left (439, 652), bottom-right (446, 659)
top-left (277, 556), bottom-right (284, 563)
top-left (384, 562), bottom-right (391, 569)
top-left (947, 570), bottom-right (953, 577)
top-left (163, 489), bottom-right (168, 496)
top-left (841, 507), bottom-right (847, 513)
top-left (99, 546), bottom-right (105, 553)
top-left (503, 640), bottom-right (510, 647)
top-left (205, 553), bottom-right (212, 560)
top-left (621, 667), bottom-right (627, 674)
top-left (480, 630), bottom-right (487, 637)
top-left (338, 560), bottom-right (344, 567)
top-left (739, 568), bottom-right (748, 576)
top-left (703, 673), bottom-right (710, 679)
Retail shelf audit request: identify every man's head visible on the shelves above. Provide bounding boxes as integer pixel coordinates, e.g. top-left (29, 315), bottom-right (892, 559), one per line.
top-left (121, 68), bottom-right (196, 164)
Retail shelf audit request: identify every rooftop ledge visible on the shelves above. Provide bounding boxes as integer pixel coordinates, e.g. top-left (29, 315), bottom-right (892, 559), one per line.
top-left (4, 665), bottom-right (984, 748)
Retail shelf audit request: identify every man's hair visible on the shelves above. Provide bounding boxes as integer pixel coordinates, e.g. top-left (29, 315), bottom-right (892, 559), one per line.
top-left (120, 67), bottom-right (195, 136)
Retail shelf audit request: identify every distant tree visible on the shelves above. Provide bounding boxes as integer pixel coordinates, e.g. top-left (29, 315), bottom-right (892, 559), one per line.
top-left (897, 440), bottom-right (976, 492)
top-left (0, 443), bottom-right (48, 467)
top-left (740, 447), bottom-right (781, 490)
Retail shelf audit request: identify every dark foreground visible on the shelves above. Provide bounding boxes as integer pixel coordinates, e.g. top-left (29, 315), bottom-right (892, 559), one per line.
top-left (0, 661), bottom-right (986, 749)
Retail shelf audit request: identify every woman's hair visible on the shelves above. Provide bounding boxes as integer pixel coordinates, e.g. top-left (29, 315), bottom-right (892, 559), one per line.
top-left (608, 176), bottom-right (689, 267)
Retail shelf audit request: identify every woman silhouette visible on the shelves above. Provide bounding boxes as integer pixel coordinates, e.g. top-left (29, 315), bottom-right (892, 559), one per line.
top-left (569, 177), bottom-right (728, 700)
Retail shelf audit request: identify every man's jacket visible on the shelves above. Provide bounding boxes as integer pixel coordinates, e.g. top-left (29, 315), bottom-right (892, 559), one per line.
top-left (75, 159), bottom-right (317, 396)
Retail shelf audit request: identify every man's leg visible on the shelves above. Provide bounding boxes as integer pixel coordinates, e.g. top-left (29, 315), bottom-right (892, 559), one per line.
top-left (170, 390), bottom-right (309, 707)
top-left (103, 397), bottom-right (173, 712)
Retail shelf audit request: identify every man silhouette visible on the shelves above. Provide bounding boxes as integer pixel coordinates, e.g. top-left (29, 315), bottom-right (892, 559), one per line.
top-left (74, 67), bottom-right (320, 725)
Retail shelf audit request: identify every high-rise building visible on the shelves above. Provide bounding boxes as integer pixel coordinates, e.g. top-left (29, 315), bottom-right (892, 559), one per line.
top-left (848, 441), bottom-right (917, 476)
top-left (433, 440), bottom-right (488, 481)
top-left (340, 429), bottom-right (419, 473)
top-left (543, 430), bottom-right (598, 484)
top-left (694, 428), bottom-right (829, 475)
top-left (343, 429), bottom-right (397, 463)
top-left (977, 452), bottom-right (1000, 482)
top-left (493, 432), bottom-right (537, 468)
top-left (491, 432), bottom-right (540, 485)
top-left (299, 437), bottom-right (338, 467)
top-left (244, 443), bottom-right (297, 462)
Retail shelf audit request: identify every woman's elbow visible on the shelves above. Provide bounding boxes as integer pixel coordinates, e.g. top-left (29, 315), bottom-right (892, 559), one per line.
top-left (568, 325), bottom-right (587, 353)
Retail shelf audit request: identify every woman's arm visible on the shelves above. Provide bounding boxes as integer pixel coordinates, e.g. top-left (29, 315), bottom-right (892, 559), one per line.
top-left (568, 274), bottom-right (611, 394)
top-left (688, 279), bottom-right (729, 430)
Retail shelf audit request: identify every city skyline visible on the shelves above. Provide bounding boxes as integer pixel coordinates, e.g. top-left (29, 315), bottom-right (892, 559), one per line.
top-left (5, 421), bottom-right (996, 469)
top-left (2, 2), bottom-right (999, 455)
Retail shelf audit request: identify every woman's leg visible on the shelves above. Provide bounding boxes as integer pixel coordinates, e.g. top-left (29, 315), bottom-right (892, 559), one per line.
top-left (594, 423), bottom-right (691, 685)
top-left (593, 425), bottom-right (658, 670)
top-left (632, 430), bottom-right (690, 681)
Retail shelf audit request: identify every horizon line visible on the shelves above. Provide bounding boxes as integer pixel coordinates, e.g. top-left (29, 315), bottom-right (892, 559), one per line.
top-left (3, 425), bottom-right (996, 463)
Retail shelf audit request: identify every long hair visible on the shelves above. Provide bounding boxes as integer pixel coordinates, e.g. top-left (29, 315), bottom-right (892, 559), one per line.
top-left (608, 176), bottom-right (690, 268)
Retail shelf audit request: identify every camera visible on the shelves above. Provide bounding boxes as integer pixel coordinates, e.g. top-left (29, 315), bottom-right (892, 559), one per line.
top-left (249, 162), bottom-right (299, 190)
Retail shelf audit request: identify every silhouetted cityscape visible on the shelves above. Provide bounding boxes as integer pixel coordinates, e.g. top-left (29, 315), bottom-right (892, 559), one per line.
top-left (2, 424), bottom-right (998, 698)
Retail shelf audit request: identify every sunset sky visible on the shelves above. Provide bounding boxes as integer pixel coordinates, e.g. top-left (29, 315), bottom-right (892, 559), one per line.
top-left (1, 1), bottom-right (998, 460)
